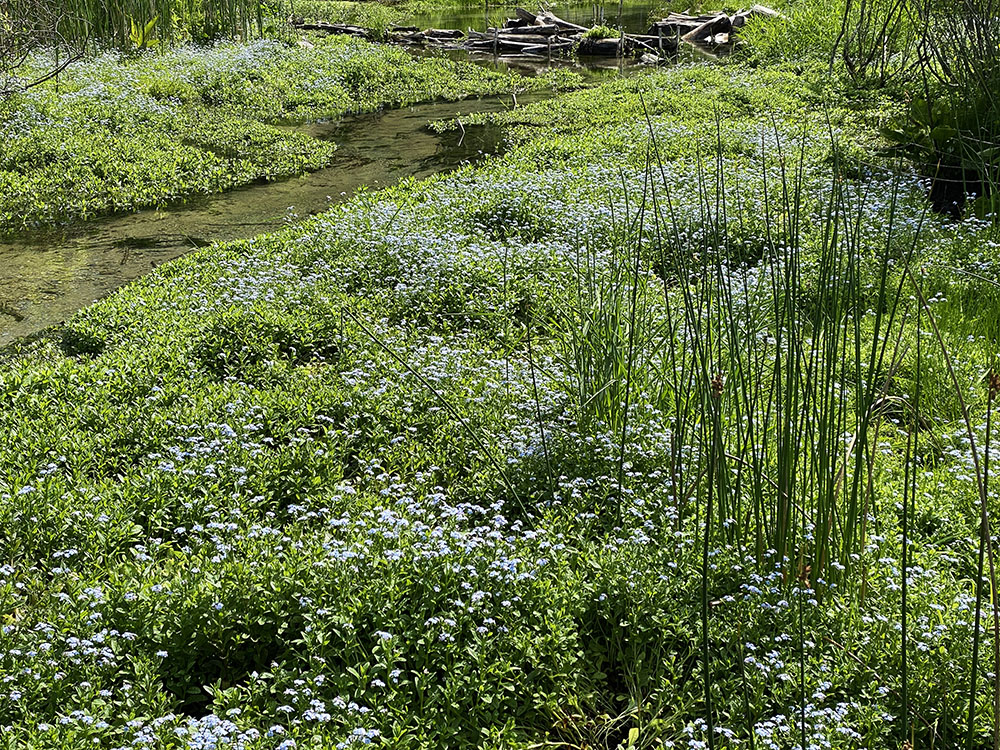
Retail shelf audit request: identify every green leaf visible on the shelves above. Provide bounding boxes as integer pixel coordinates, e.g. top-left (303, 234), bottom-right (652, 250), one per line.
top-left (930, 125), bottom-right (959, 145)
top-left (909, 98), bottom-right (931, 126)
top-left (880, 126), bottom-right (910, 144)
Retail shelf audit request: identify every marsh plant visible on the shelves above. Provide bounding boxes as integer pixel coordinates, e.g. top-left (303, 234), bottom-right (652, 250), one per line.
top-left (48, 0), bottom-right (267, 44)
top-left (2, 48), bottom-right (1000, 750)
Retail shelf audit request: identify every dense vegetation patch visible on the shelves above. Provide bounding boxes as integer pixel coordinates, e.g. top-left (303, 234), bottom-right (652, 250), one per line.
top-left (735, 0), bottom-right (1000, 220)
top-left (0, 35), bottom-right (564, 231)
top-left (2, 60), bottom-right (999, 748)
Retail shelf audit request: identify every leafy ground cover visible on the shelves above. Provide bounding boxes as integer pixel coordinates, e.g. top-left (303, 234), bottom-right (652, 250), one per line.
top-left (2, 58), bottom-right (999, 748)
top-left (0, 36), bottom-right (563, 231)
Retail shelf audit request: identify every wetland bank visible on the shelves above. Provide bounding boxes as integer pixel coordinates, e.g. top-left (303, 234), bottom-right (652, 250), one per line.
top-left (1, 1), bottom-right (1000, 748)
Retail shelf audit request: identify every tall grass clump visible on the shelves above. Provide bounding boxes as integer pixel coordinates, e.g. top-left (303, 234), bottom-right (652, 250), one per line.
top-left (30, 0), bottom-right (267, 46)
top-left (536, 103), bottom-right (1000, 743)
top-left (553, 223), bottom-right (666, 436)
top-left (516, 86), bottom-right (1000, 741)
top-left (739, 0), bottom-right (852, 69)
top-left (596, 118), bottom-right (931, 590)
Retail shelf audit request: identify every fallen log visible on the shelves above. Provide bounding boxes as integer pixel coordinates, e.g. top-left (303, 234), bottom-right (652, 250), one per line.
top-left (576, 37), bottom-right (621, 55)
top-left (466, 34), bottom-right (546, 48)
top-left (487, 36), bottom-right (552, 48)
top-left (629, 36), bottom-right (660, 54)
top-left (492, 23), bottom-right (561, 36)
top-left (297, 4), bottom-right (771, 60)
top-left (520, 41), bottom-right (575, 54)
top-left (514, 7), bottom-right (538, 24)
top-left (292, 21), bottom-right (370, 37)
top-left (649, 12), bottom-right (723, 33)
top-left (534, 9), bottom-right (589, 33)
top-left (681, 13), bottom-right (731, 43)
top-left (498, 53), bottom-right (556, 62)
top-left (630, 32), bottom-right (680, 50)
top-left (731, 4), bottom-right (784, 28)
top-left (423, 28), bottom-right (464, 39)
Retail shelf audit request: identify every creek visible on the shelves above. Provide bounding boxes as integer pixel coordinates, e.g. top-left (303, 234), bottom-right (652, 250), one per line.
top-left (0, 5), bottom-right (671, 346)
top-left (0, 93), bottom-right (549, 345)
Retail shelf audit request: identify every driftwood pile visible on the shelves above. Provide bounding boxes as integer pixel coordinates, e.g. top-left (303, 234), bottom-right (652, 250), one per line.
top-left (647, 4), bottom-right (783, 46)
top-left (293, 21), bottom-right (371, 37)
top-left (458, 8), bottom-right (676, 59)
top-left (291, 5), bottom-right (783, 61)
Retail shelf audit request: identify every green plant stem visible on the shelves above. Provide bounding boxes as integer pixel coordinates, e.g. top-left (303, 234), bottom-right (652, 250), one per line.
top-left (343, 308), bottom-right (522, 510)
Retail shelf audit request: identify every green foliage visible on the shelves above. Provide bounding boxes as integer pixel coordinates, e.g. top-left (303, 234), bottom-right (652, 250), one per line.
top-left (738, 0), bottom-right (849, 68)
top-left (193, 304), bottom-right (342, 379)
top-left (59, 319), bottom-right (107, 357)
top-left (293, 0), bottom-right (404, 37)
top-left (1, 44), bottom-right (999, 750)
top-left (129, 15), bottom-right (161, 49)
top-left (738, 0), bottom-right (999, 218)
top-left (550, 239), bottom-right (665, 434)
top-left (53, 0), bottom-right (267, 44)
top-left (0, 36), bottom-right (546, 230)
top-left (881, 97), bottom-right (961, 158)
top-left (582, 23), bottom-right (619, 39)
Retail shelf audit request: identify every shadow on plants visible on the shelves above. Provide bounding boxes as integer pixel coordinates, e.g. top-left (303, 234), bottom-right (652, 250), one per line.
top-left (565, 593), bottom-right (697, 750)
top-left (469, 197), bottom-right (556, 243)
top-left (193, 306), bottom-right (341, 380)
top-left (156, 619), bottom-right (299, 716)
top-left (60, 320), bottom-right (107, 357)
top-left (881, 97), bottom-right (988, 218)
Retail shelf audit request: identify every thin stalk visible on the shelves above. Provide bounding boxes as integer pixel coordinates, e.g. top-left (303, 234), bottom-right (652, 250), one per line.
top-left (702, 380), bottom-right (718, 750)
top-left (616, 155), bottom-right (650, 525)
top-left (797, 580), bottom-right (807, 750)
top-left (901, 378), bottom-right (913, 740)
top-left (989, 373), bottom-right (1000, 750)
top-left (904, 296), bottom-right (920, 739)
top-left (525, 317), bottom-right (555, 502)
top-left (343, 308), bottom-right (522, 510)
top-left (737, 620), bottom-right (757, 750)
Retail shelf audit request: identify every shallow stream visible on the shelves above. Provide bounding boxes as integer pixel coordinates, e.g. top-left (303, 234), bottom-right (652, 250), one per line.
top-left (0, 92), bottom-right (551, 345)
top-left (0, 7), bottom-right (670, 346)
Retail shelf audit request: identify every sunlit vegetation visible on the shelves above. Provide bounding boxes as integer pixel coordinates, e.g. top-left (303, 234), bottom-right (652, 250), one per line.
top-left (1, 1), bottom-right (999, 749)
top-left (0, 35), bottom-right (564, 230)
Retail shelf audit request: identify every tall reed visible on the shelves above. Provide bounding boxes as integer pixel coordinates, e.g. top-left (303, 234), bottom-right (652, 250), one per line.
top-left (634, 116), bottom-right (928, 588)
top-left (49, 0), bottom-right (266, 46)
